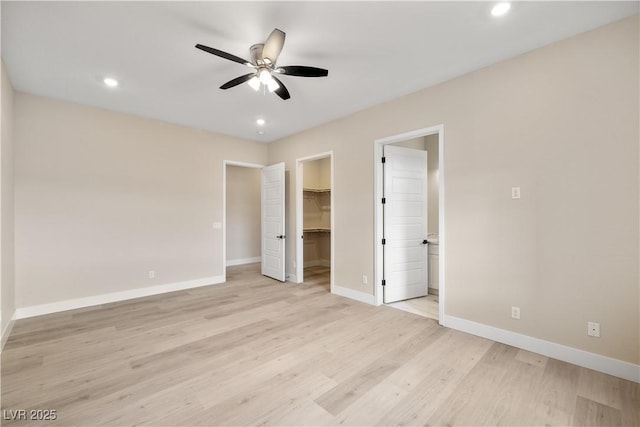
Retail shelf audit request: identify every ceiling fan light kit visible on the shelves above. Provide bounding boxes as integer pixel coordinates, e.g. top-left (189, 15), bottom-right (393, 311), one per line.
top-left (196, 28), bottom-right (328, 100)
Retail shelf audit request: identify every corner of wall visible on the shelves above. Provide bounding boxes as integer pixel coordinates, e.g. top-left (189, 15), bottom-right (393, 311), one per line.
top-left (1, 312), bottom-right (16, 351)
top-left (0, 59), bottom-right (17, 347)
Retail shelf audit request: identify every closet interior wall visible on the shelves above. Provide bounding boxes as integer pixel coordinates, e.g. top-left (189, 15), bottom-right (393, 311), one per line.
top-left (303, 158), bottom-right (331, 268)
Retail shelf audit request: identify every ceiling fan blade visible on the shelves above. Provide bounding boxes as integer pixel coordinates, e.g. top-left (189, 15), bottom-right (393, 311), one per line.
top-left (220, 73), bottom-right (256, 90)
top-left (262, 29), bottom-right (286, 65)
top-left (271, 75), bottom-right (291, 100)
top-left (278, 65), bottom-right (328, 77)
top-left (195, 44), bottom-right (251, 66)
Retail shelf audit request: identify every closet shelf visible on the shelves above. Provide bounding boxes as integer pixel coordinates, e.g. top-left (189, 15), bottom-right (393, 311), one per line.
top-left (303, 188), bottom-right (331, 193)
top-left (303, 228), bottom-right (331, 233)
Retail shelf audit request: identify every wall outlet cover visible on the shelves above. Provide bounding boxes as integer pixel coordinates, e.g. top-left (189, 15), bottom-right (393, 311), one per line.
top-left (587, 321), bottom-right (600, 337)
top-left (511, 306), bottom-right (521, 319)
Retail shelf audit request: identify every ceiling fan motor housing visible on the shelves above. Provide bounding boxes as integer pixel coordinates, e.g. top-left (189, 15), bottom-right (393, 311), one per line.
top-left (250, 44), bottom-right (265, 66)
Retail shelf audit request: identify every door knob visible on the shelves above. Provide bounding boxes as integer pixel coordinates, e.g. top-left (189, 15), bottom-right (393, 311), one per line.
top-left (422, 239), bottom-right (429, 245)
top-left (277, 235), bottom-right (286, 239)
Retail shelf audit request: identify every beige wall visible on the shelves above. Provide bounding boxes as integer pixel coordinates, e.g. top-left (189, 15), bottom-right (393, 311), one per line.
top-left (317, 157), bottom-right (331, 189)
top-left (1, 61), bottom-right (16, 340)
top-left (302, 159), bottom-right (320, 189)
top-left (303, 232), bottom-right (330, 267)
top-left (425, 133), bottom-right (439, 235)
top-left (268, 16), bottom-right (639, 364)
top-left (14, 93), bottom-right (267, 308)
top-left (225, 165), bottom-right (261, 263)
top-left (302, 157), bottom-right (331, 190)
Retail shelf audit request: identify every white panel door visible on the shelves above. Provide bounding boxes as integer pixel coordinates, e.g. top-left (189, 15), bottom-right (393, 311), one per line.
top-left (261, 162), bottom-right (286, 281)
top-left (383, 145), bottom-right (428, 303)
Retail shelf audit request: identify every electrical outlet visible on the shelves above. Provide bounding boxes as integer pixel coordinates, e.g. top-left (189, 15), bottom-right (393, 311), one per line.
top-left (148, 270), bottom-right (155, 279)
top-left (587, 321), bottom-right (600, 337)
top-left (511, 306), bottom-right (521, 319)
top-left (362, 275), bottom-right (368, 285)
top-left (512, 187), bottom-right (521, 199)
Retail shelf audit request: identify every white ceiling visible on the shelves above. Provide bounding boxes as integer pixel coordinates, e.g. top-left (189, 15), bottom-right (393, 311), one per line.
top-left (2, 1), bottom-right (637, 143)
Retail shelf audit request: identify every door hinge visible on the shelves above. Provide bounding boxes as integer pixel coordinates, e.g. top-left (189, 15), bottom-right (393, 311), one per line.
top-left (381, 156), bottom-right (386, 164)
top-left (381, 197), bottom-right (386, 204)
top-left (382, 238), bottom-right (386, 245)
top-left (382, 279), bottom-right (386, 287)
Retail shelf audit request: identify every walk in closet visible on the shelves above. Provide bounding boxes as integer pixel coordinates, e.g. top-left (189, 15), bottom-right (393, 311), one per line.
top-left (303, 157), bottom-right (331, 269)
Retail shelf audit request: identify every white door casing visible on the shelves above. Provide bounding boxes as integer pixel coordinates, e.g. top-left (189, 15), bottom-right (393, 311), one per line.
top-left (261, 162), bottom-right (286, 281)
top-left (383, 145), bottom-right (428, 303)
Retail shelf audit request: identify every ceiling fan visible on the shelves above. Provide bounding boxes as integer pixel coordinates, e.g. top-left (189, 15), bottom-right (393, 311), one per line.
top-left (195, 28), bottom-right (328, 100)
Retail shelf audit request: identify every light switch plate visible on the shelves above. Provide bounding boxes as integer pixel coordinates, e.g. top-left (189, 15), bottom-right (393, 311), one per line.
top-left (511, 187), bottom-right (521, 199)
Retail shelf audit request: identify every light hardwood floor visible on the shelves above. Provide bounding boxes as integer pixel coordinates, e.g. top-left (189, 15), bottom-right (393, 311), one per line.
top-left (387, 295), bottom-right (439, 321)
top-left (2, 263), bottom-right (638, 426)
top-left (303, 265), bottom-right (331, 292)
top-left (304, 265), bottom-right (440, 321)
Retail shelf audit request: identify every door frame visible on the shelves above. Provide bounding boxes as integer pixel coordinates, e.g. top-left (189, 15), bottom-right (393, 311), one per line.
top-left (222, 160), bottom-right (265, 283)
top-left (374, 125), bottom-right (445, 323)
top-left (295, 152), bottom-right (334, 292)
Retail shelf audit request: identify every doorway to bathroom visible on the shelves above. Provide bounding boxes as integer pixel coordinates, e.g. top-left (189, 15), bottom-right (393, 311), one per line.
top-left (295, 152), bottom-right (334, 293)
top-left (223, 160), bottom-right (286, 283)
top-left (374, 126), bottom-right (443, 322)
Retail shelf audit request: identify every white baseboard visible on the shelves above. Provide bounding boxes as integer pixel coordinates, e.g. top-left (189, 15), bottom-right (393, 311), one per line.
top-left (1, 313), bottom-right (16, 351)
top-left (442, 314), bottom-right (640, 383)
top-left (15, 275), bottom-right (225, 320)
top-left (226, 257), bottom-right (261, 267)
top-left (332, 285), bottom-right (376, 305)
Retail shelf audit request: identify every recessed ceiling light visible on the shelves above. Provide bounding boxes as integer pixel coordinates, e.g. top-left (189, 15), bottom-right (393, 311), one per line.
top-left (256, 118), bottom-right (266, 126)
top-left (491, 2), bottom-right (511, 17)
top-left (103, 77), bottom-right (118, 88)
top-left (257, 130), bottom-right (265, 135)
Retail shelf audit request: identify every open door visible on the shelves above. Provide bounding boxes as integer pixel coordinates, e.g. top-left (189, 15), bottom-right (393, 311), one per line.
top-left (261, 162), bottom-right (286, 281)
top-left (383, 145), bottom-right (428, 303)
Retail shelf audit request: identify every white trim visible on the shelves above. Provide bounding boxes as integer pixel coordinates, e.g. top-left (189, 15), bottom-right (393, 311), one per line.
top-left (15, 275), bottom-right (225, 319)
top-left (374, 125), bottom-right (445, 318)
top-left (222, 160), bottom-right (265, 284)
top-left (436, 128), bottom-right (445, 322)
top-left (295, 152), bottom-right (335, 290)
top-left (226, 256), bottom-right (261, 267)
top-left (286, 273), bottom-right (297, 283)
top-left (296, 160), bottom-right (303, 283)
top-left (333, 285), bottom-right (376, 306)
top-left (443, 314), bottom-right (640, 383)
top-left (1, 313), bottom-right (16, 351)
